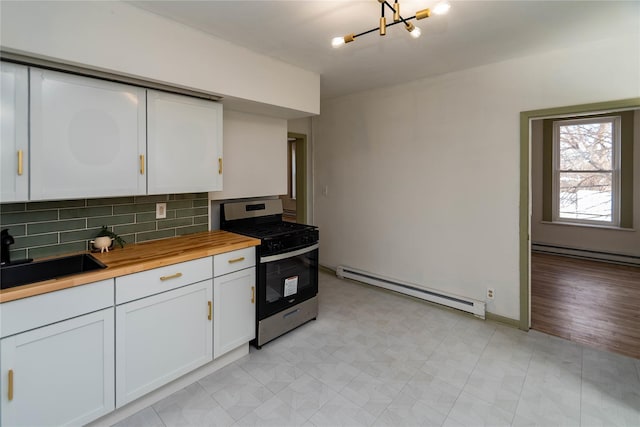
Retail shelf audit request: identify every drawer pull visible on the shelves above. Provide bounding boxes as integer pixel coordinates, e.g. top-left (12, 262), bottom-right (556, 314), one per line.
top-left (228, 257), bottom-right (245, 264)
top-left (160, 272), bottom-right (182, 281)
top-left (208, 301), bottom-right (212, 320)
top-left (17, 150), bottom-right (24, 176)
top-left (139, 154), bottom-right (145, 175)
top-left (8, 369), bottom-right (14, 401)
top-left (251, 286), bottom-right (255, 304)
top-left (218, 158), bottom-right (223, 174)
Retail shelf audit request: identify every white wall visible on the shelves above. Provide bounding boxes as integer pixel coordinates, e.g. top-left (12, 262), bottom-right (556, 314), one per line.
top-left (531, 111), bottom-right (640, 258)
top-left (210, 111), bottom-right (287, 201)
top-left (314, 36), bottom-right (640, 320)
top-left (0, 1), bottom-right (319, 117)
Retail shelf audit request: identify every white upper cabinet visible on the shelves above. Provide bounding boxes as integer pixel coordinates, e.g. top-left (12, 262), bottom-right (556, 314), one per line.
top-left (147, 90), bottom-right (223, 195)
top-left (0, 63), bottom-right (29, 202)
top-left (29, 68), bottom-right (146, 200)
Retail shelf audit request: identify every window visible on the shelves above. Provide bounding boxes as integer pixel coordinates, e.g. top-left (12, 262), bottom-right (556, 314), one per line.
top-left (552, 116), bottom-right (621, 225)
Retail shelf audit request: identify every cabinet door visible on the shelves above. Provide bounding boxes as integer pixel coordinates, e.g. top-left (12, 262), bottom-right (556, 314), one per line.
top-left (0, 62), bottom-right (29, 202)
top-left (29, 68), bottom-right (146, 200)
top-left (147, 90), bottom-right (223, 194)
top-left (0, 308), bottom-right (115, 427)
top-left (214, 267), bottom-right (256, 359)
top-left (115, 280), bottom-right (213, 407)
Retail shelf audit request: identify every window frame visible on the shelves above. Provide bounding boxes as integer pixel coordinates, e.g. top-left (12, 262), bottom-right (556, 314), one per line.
top-left (551, 115), bottom-right (621, 227)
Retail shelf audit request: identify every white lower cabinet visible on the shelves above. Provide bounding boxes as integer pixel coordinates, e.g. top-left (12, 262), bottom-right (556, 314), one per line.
top-left (115, 280), bottom-right (213, 407)
top-left (214, 267), bottom-right (256, 359)
top-left (0, 249), bottom-right (257, 424)
top-left (0, 308), bottom-right (115, 427)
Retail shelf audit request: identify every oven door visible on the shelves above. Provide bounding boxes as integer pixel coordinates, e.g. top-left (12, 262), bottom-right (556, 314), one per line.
top-left (257, 244), bottom-right (319, 320)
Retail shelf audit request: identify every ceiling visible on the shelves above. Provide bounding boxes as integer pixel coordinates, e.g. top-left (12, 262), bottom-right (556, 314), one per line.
top-left (129, 1), bottom-right (639, 100)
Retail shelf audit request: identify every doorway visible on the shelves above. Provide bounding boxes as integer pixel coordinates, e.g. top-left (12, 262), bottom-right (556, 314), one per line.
top-left (519, 98), bottom-right (640, 346)
top-left (280, 132), bottom-right (308, 223)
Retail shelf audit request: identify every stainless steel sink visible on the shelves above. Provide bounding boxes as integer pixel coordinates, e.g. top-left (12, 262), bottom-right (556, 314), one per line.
top-left (0, 254), bottom-right (106, 290)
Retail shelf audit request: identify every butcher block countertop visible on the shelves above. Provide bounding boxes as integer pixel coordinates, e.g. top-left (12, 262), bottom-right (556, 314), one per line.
top-left (0, 230), bottom-right (260, 303)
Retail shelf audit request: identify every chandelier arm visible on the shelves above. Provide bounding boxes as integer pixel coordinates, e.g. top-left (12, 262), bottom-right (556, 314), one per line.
top-left (354, 27), bottom-right (380, 38)
top-left (353, 14), bottom-right (418, 39)
top-left (382, 1), bottom-right (415, 27)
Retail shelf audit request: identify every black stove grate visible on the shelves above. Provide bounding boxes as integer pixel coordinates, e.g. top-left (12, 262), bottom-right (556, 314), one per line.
top-left (225, 222), bottom-right (316, 239)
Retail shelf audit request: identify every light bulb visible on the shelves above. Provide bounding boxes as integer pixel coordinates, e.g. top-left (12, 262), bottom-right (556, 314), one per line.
top-left (331, 37), bottom-right (345, 48)
top-left (433, 1), bottom-right (451, 15)
top-left (410, 26), bottom-right (421, 38)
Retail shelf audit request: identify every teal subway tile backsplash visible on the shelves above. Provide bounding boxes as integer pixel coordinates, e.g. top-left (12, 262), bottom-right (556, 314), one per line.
top-left (137, 229), bottom-right (176, 242)
top-left (87, 214), bottom-right (136, 228)
top-left (29, 242), bottom-right (87, 259)
top-left (167, 200), bottom-right (192, 210)
top-left (176, 207), bottom-right (208, 218)
top-left (87, 197), bottom-right (135, 206)
top-left (177, 224), bottom-right (208, 235)
top-left (0, 193), bottom-right (208, 259)
top-left (60, 228), bottom-right (104, 243)
top-left (27, 199), bottom-right (86, 210)
top-left (13, 233), bottom-right (59, 250)
top-left (113, 222), bottom-right (156, 236)
top-left (1, 203), bottom-right (26, 213)
top-left (59, 206), bottom-right (113, 219)
top-left (158, 218), bottom-right (192, 230)
top-left (28, 219), bottom-right (87, 234)
top-left (1, 210), bottom-right (58, 226)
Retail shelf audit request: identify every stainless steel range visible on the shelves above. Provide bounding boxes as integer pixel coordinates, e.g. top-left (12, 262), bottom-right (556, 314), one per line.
top-left (220, 199), bottom-right (319, 348)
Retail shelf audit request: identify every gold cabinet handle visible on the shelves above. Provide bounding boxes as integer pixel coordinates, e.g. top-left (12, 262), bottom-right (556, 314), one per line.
top-left (208, 301), bottom-right (212, 320)
top-left (17, 150), bottom-right (23, 176)
top-left (251, 286), bottom-right (255, 304)
top-left (8, 369), bottom-right (14, 401)
top-left (218, 158), bottom-right (223, 175)
top-left (139, 154), bottom-right (145, 175)
top-left (228, 257), bottom-right (245, 264)
top-left (160, 272), bottom-right (182, 281)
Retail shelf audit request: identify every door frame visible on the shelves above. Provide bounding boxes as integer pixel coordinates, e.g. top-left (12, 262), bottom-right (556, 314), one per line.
top-left (518, 97), bottom-right (640, 331)
top-left (287, 132), bottom-right (308, 224)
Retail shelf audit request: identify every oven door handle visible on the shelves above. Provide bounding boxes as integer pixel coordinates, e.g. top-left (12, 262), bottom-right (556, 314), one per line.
top-left (260, 243), bottom-right (319, 263)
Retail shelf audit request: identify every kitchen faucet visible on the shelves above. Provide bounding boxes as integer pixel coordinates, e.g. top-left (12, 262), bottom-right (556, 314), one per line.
top-left (1, 229), bottom-right (15, 265)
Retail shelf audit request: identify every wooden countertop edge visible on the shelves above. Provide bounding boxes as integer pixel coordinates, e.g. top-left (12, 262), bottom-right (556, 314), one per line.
top-left (0, 231), bottom-right (260, 303)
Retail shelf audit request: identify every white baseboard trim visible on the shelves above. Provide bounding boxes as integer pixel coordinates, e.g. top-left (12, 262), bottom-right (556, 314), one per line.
top-left (336, 265), bottom-right (485, 319)
top-left (532, 243), bottom-right (640, 266)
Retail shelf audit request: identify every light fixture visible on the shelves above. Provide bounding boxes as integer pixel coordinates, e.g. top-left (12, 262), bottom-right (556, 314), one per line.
top-left (331, 0), bottom-right (450, 48)
top-left (433, 1), bottom-right (451, 15)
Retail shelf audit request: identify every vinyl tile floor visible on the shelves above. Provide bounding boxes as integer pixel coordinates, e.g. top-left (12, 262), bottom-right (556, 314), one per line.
top-left (114, 271), bottom-right (640, 427)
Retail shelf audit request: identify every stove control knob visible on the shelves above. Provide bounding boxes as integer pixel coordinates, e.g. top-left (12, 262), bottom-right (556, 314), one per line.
top-left (267, 241), bottom-right (282, 253)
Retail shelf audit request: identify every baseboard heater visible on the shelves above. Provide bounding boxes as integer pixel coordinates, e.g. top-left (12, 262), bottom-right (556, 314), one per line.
top-left (336, 266), bottom-right (486, 319)
top-left (532, 243), bottom-right (640, 266)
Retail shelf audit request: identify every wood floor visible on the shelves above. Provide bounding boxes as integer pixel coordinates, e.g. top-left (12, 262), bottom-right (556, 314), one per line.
top-left (531, 252), bottom-right (640, 359)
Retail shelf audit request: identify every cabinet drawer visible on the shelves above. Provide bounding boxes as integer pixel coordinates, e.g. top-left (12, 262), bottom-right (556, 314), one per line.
top-left (214, 247), bottom-right (255, 277)
top-left (0, 279), bottom-right (114, 338)
top-left (116, 257), bottom-right (212, 304)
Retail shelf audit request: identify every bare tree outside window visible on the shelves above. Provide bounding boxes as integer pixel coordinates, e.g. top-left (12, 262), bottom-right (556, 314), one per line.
top-left (553, 117), bottom-right (620, 225)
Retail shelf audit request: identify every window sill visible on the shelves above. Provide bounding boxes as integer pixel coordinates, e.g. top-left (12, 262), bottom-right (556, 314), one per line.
top-left (540, 221), bottom-right (635, 232)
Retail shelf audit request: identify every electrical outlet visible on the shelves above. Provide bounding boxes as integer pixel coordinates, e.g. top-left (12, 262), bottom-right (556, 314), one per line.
top-left (487, 288), bottom-right (495, 301)
top-left (156, 202), bottom-right (167, 219)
